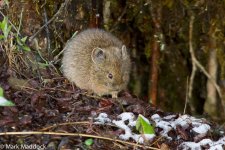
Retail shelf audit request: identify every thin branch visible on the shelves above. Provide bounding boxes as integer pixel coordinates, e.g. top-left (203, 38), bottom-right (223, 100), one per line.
top-left (29, 0), bottom-right (71, 42)
top-left (188, 15), bottom-right (197, 113)
top-left (184, 77), bottom-right (189, 114)
top-left (40, 121), bottom-right (89, 131)
top-left (43, 3), bottom-right (51, 59)
top-left (194, 57), bottom-right (225, 114)
top-left (17, 7), bottom-right (24, 36)
top-left (109, 5), bottom-right (127, 32)
top-left (0, 131), bottom-right (160, 150)
top-left (188, 13), bottom-right (225, 114)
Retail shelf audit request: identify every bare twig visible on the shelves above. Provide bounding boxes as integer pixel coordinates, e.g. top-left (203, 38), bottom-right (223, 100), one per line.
top-left (188, 15), bottom-right (197, 113)
top-left (188, 13), bottom-right (225, 114)
top-left (184, 77), bottom-right (189, 114)
top-left (40, 121), bottom-right (89, 131)
top-left (17, 7), bottom-right (24, 36)
top-left (0, 131), bottom-right (160, 150)
top-left (43, 1), bottom-right (51, 59)
top-left (29, 0), bottom-right (71, 42)
top-left (109, 5), bottom-right (127, 32)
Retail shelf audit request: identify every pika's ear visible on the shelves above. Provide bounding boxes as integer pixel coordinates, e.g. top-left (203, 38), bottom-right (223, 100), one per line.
top-left (91, 47), bottom-right (106, 64)
top-left (121, 45), bottom-right (128, 59)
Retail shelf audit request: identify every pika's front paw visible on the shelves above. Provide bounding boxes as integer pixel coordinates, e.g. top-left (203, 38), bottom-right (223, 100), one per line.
top-left (111, 91), bottom-right (118, 98)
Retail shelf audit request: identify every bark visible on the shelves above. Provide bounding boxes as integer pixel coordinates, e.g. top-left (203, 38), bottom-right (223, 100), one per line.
top-left (90, 0), bottom-right (102, 28)
top-left (204, 26), bottom-right (218, 116)
top-left (103, 0), bottom-right (111, 30)
top-left (148, 1), bottom-right (162, 105)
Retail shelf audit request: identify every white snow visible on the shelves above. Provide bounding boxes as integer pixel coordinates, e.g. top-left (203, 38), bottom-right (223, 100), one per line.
top-left (93, 112), bottom-right (225, 148)
top-left (180, 137), bottom-right (225, 150)
top-left (163, 114), bottom-right (176, 120)
top-left (94, 112), bottom-right (155, 143)
top-left (117, 112), bottom-right (136, 126)
top-left (112, 112), bottom-right (155, 143)
top-left (192, 124), bottom-right (211, 134)
top-left (94, 113), bottom-right (111, 124)
top-left (151, 113), bottom-right (224, 149)
top-left (151, 113), bottom-right (212, 138)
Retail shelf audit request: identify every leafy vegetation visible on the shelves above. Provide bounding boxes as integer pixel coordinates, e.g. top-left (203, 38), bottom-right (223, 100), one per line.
top-left (0, 87), bottom-right (15, 106)
top-left (136, 114), bottom-right (155, 134)
top-left (0, 16), bottom-right (30, 51)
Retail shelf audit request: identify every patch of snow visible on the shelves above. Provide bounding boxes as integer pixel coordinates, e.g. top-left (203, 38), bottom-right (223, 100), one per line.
top-left (113, 112), bottom-right (155, 143)
top-left (179, 141), bottom-right (201, 149)
top-left (117, 112), bottom-right (136, 126)
top-left (192, 124), bottom-right (211, 134)
top-left (94, 112), bottom-right (225, 148)
top-left (172, 115), bottom-right (190, 129)
top-left (94, 113), bottom-right (111, 124)
top-left (199, 138), bottom-right (213, 145)
top-left (180, 137), bottom-right (225, 150)
top-left (151, 114), bottom-right (161, 121)
top-left (152, 114), bottom-right (212, 138)
top-left (163, 115), bottom-right (176, 120)
top-left (132, 134), bottom-right (155, 144)
top-left (112, 119), bottom-right (132, 140)
top-left (94, 112), bottom-right (155, 143)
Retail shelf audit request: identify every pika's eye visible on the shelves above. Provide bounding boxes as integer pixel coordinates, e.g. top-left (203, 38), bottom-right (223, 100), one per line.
top-left (108, 73), bottom-right (113, 79)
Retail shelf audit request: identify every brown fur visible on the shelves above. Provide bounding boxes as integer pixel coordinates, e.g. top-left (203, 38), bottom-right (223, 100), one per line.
top-left (62, 29), bottom-right (131, 97)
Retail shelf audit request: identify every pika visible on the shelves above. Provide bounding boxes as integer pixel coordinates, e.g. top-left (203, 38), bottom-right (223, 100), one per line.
top-left (62, 29), bottom-right (131, 98)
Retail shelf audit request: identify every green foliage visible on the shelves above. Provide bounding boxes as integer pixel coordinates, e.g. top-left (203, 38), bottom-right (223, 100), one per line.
top-left (0, 16), bottom-right (31, 51)
top-left (0, 17), bottom-right (11, 40)
top-left (0, 87), bottom-right (15, 106)
top-left (0, 87), bottom-right (3, 97)
top-left (84, 138), bottom-right (94, 146)
top-left (16, 36), bottom-right (31, 51)
top-left (136, 114), bottom-right (155, 134)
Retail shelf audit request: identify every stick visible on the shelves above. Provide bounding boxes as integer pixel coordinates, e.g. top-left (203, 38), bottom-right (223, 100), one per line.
top-left (0, 131), bottom-right (160, 150)
top-left (29, 0), bottom-right (71, 42)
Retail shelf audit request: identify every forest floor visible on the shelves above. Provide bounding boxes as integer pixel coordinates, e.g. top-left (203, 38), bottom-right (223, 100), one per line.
top-left (0, 60), bottom-right (224, 150)
top-left (0, 1), bottom-right (224, 148)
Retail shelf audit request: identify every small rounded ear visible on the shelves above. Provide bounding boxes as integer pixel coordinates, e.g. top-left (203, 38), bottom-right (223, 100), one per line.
top-left (121, 45), bottom-right (128, 59)
top-left (91, 47), bottom-right (106, 64)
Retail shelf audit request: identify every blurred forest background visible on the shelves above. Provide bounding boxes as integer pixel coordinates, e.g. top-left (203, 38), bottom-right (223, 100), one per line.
top-left (0, 0), bottom-right (225, 122)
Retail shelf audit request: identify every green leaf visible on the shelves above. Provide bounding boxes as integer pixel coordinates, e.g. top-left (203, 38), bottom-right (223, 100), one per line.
top-left (21, 36), bottom-right (28, 43)
top-left (1, 17), bottom-right (7, 29)
top-left (22, 45), bottom-right (31, 51)
top-left (38, 62), bottom-right (49, 67)
top-left (16, 36), bottom-right (23, 45)
top-left (0, 97), bottom-right (15, 106)
top-left (4, 24), bottom-right (11, 39)
top-left (0, 35), bottom-right (4, 40)
top-left (0, 87), bottom-right (3, 96)
top-left (136, 114), bottom-right (155, 134)
top-left (1, 17), bottom-right (11, 39)
top-left (84, 138), bottom-right (93, 146)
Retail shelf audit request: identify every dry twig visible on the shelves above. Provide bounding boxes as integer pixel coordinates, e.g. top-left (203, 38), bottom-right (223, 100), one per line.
top-left (188, 13), bottom-right (225, 114)
top-left (29, 0), bottom-right (71, 42)
top-left (0, 131), bottom-right (160, 150)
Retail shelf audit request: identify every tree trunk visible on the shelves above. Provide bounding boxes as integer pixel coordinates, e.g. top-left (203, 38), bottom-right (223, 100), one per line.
top-left (205, 46), bottom-right (218, 116)
top-left (148, 0), bottom-right (162, 105)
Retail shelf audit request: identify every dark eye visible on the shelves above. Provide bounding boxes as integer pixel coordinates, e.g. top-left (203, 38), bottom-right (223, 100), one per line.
top-left (108, 73), bottom-right (113, 79)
